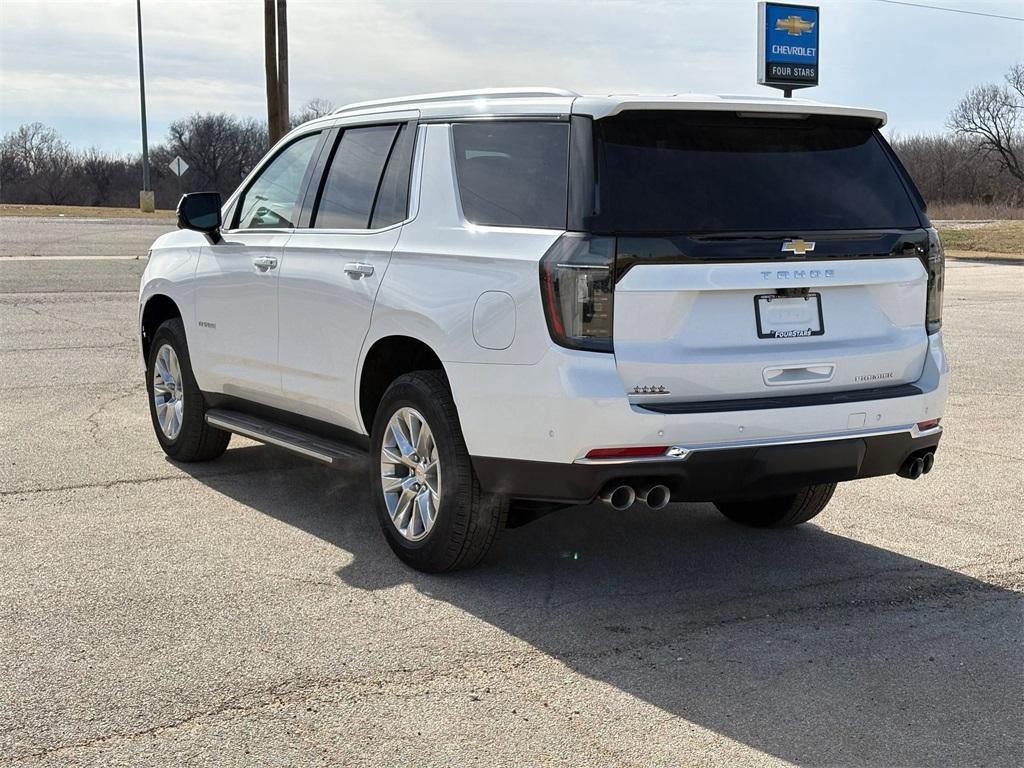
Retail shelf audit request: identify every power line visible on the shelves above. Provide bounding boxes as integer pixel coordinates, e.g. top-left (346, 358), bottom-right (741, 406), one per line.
top-left (871, 0), bottom-right (1024, 22)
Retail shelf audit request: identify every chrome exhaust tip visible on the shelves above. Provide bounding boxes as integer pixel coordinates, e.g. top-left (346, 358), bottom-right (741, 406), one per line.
top-left (600, 484), bottom-right (636, 511)
top-left (637, 483), bottom-right (671, 510)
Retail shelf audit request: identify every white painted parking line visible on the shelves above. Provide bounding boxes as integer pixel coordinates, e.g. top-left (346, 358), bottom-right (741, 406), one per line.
top-left (0, 254), bottom-right (144, 260)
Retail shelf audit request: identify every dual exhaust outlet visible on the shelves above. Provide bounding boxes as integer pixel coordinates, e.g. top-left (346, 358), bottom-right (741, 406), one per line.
top-left (898, 450), bottom-right (936, 480)
top-left (599, 482), bottom-right (671, 511)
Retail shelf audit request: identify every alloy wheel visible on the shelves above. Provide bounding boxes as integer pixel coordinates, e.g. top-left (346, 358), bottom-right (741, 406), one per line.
top-left (380, 407), bottom-right (441, 541)
top-left (152, 343), bottom-right (184, 440)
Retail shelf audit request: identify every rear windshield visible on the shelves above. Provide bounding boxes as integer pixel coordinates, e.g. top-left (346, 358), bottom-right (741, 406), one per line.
top-left (587, 112), bottom-right (922, 233)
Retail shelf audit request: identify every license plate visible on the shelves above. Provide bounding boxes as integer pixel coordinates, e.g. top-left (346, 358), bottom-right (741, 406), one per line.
top-left (754, 293), bottom-right (824, 339)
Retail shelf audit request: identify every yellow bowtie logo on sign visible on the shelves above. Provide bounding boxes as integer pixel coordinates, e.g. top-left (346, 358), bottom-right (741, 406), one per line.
top-left (775, 15), bottom-right (815, 36)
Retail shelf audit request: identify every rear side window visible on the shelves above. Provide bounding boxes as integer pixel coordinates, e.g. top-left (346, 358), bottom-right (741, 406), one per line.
top-left (314, 124), bottom-right (398, 229)
top-left (589, 112), bottom-right (922, 233)
top-left (371, 122), bottom-right (416, 229)
top-left (452, 121), bottom-right (568, 229)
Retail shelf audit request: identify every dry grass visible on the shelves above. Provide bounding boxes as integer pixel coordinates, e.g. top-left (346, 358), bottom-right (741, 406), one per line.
top-left (937, 220), bottom-right (1023, 259)
top-left (0, 203), bottom-right (175, 219)
top-left (928, 202), bottom-right (1023, 221)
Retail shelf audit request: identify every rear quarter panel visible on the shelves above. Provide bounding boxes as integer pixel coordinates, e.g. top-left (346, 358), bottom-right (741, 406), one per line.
top-left (365, 123), bottom-right (560, 367)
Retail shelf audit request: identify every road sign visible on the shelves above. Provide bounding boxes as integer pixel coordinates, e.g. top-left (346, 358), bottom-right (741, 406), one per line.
top-left (168, 156), bottom-right (189, 177)
top-left (758, 2), bottom-right (819, 94)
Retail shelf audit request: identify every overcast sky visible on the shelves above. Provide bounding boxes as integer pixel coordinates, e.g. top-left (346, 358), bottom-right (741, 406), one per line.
top-left (1, 0), bottom-right (1021, 153)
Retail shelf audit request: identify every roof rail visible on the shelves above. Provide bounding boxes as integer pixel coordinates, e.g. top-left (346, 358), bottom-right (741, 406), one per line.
top-left (331, 87), bottom-right (579, 115)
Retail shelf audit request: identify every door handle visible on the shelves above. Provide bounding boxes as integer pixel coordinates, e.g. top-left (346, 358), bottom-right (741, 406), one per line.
top-left (253, 256), bottom-right (278, 272)
top-left (344, 262), bottom-right (374, 279)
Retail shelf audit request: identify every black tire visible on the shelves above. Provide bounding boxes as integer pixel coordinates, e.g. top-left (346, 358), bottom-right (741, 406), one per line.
top-left (146, 318), bottom-right (230, 462)
top-left (370, 370), bottom-right (507, 573)
top-left (713, 483), bottom-right (837, 528)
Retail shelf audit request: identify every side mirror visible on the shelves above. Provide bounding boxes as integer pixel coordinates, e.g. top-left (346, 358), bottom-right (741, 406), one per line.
top-left (177, 192), bottom-right (222, 239)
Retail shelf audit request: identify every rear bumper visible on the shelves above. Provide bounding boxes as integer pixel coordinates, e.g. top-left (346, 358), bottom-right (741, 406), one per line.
top-left (450, 330), bottom-right (949, 501)
top-left (473, 427), bottom-right (942, 503)
top-left (448, 331), bottom-right (949, 463)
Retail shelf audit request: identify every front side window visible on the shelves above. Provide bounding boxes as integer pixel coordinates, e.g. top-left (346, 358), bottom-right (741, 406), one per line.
top-left (235, 132), bottom-right (320, 229)
top-left (313, 125), bottom-right (399, 229)
top-left (452, 121), bottom-right (569, 229)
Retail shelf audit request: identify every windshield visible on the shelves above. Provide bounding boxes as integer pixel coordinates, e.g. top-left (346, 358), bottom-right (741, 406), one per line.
top-left (585, 112), bottom-right (922, 233)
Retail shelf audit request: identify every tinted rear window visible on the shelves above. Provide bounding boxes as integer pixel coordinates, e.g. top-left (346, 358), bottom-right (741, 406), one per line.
top-left (589, 112), bottom-right (921, 233)
top-left (370, 122), bottom-right (415, 229)
top-left (314, 124), bottom-right (398, 229)
top-left (452, 121), bottom-right (568, 229)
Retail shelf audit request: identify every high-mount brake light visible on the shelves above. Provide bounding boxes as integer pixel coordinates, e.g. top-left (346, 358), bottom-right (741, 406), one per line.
top-left (539, 234), bottom-right (616, 353)
top-left (585, 446), bottom-right (670, 460)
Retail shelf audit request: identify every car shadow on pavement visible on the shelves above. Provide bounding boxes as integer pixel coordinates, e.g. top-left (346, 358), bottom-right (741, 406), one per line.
top-left (179, 446), bottom-right (1022, 767)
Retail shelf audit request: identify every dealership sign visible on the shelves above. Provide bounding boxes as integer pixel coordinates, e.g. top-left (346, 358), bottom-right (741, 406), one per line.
top-left (758, 2), bottom-right (819, 92)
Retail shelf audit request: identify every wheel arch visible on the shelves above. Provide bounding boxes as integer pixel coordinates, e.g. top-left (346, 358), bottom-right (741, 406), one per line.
top-left (140, 294), bottom-right (182, 362)
top-left (358, 335), bottom-right (449, 434)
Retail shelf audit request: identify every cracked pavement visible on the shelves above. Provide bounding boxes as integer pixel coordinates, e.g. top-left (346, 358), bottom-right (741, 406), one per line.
top-left (0, 217), bottom-right (1022, 767)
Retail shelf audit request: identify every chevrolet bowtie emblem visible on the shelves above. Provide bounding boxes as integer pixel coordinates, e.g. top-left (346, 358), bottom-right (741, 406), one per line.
top-left (781, 239), bottom-right (815, 256)
top-left (775, 15), bottom-right (815, 36)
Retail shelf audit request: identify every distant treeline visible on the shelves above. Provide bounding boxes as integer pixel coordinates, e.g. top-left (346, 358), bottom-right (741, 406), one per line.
top-left (2, 65), bottom-right (1021, 212)
top-left (0, 99), bottom-right (334, 210)
top-left (890, 133), bottom-right (1021, 211)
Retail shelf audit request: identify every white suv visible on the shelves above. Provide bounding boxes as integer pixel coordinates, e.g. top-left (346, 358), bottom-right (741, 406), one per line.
top-left (140, 88), bottom-right (948, 572)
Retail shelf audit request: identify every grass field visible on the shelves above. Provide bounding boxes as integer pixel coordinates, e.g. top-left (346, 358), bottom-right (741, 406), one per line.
top-left (0, 203), bottom-right (175, 219)
top-left (928, 202), bottom-right (1023, 221)
top-left (937, 220), bottom-right (1023, 259)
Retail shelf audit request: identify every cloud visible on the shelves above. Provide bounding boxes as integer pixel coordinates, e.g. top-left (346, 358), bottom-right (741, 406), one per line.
top-left (2, 0), bottom-right (1022, 151)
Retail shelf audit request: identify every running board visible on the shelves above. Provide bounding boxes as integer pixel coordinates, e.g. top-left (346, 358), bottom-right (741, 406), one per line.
top-left (205, 408), bottom-right (366, 465)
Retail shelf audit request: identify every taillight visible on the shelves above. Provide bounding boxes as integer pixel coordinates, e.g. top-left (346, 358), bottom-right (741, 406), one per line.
top-left (925, 227), bottom-right (944, 334)
top-left (539, 234), bottom-right (615, 352)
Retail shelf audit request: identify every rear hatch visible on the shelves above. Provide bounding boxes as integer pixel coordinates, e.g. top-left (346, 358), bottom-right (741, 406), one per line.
top-left (576, 110), bottom-right (933, 406)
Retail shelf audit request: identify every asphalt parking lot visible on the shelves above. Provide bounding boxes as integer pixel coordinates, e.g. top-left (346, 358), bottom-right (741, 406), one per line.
top-left (1, 216), bottom-right (1022, 767)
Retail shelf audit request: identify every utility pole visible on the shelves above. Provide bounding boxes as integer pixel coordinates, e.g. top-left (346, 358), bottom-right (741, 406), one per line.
top-left (136, 0), bottom-right (154, 212)
top-left (264, 0), bottom-right (290, 146)
top-left (277, 0), bottom-right (289, 139)
top-left (264, 0), bottom-right (280, 146)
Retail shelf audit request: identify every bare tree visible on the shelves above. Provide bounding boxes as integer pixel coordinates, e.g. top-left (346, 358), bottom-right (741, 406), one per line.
top-left (165, 113), bottom-right (268, 198)
top-left (948, 63), bottom-right (1024, 187)
top-left (292, 98), bottom-right (335, 127)
top-left (0, 122), bottom-right (76, 203)
top-left (0, 135), bottom-right (28, 189)
top-left (79, 147), bottom-right (122, 205)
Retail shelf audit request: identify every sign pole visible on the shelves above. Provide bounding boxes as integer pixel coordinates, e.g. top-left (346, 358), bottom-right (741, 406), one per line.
top-left (168, 156), bottom-right (189, 206)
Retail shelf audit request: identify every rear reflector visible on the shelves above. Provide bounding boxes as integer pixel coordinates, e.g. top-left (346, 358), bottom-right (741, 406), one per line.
top-left (916, 418), bottom-right (941, 431)
top-left (585, 446), bottom-right (669, 460)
